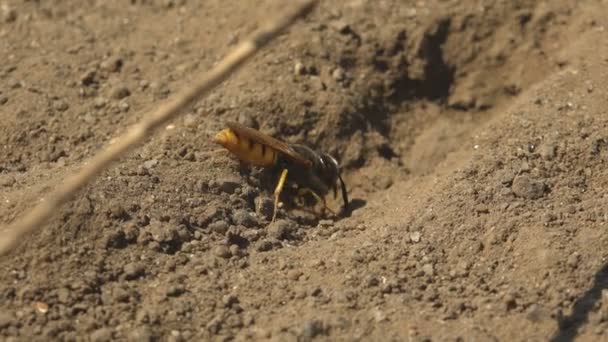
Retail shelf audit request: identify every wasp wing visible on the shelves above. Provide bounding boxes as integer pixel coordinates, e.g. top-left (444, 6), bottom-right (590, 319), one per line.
top-left (226, 122), bottom-right (312, 168)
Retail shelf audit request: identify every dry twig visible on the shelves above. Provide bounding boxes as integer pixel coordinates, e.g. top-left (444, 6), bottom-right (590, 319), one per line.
top-left (0, 0), bottom-right (319, 256)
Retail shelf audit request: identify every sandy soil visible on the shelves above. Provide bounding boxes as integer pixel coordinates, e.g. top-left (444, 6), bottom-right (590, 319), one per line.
top-left (1, 0), bottom-right (608, 341)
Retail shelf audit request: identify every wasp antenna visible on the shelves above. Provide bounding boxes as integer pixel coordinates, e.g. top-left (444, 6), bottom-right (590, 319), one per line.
top-left (338, 173), bottom-right (349, 215)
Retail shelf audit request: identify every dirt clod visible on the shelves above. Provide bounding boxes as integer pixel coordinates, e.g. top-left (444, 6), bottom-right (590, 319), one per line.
top-left (213, 245), bottom-right (232, 259)
top-left (111, 85), bottom-right (131, 100)
top-left (232, 209), bottom-right (257, 228)
top-left (0, 313), bottom-right (11, 329)
top-left (300, 320), bottom-right (327, 340)
top-left (104, 230), bottom-right (127, 249)
top-left (254, 196), bottom-right (274, 221)
top-left (208, 220), bottom-right (229, 235)
top-left (123, 263), bottom-right (145, 280)
top-left (166, 285), bottom-right (185, 297)
top-left (90, 328), bottom-right (113, 342)
top-left (255, 240), bottom-right (274, 252)
top-left (567, 252), bottom-right (581, 269)
top-left (1, 5), bottom-right (17, 23)
top-left (511, 175), bottom-right (547, 199)
top-left (100, 56), bottom-right (124, 73)
top-left (217, 177), bottom-right (241, 194)
top-left (422, 263), bottom-right (435, 277)
top-left (539, 142), bottom-right (557, 160)
top-left (129, 327), bottom-right (155, 342)
top-left (148, 222), bottom-right (178, 243)
top-left (267, 219), bottom-right (293, 240)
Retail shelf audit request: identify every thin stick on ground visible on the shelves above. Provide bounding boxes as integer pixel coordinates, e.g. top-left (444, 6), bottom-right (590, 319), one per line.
top-left (0, 0), bottom-right (319, 257)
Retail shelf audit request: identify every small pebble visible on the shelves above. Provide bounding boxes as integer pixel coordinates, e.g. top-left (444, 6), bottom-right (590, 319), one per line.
top-left (53, 100), bottom-right (69, 112)
top-left (80, 70), bottom-right (97, 85)
top-left (222, 294), bottom-right (239, 307)
top-left (256, 239), bottom-right (273, 252)
top-left (206, 316), bottom-right (223, 334)
top-left (94, 97), bottom-right (108, 108)
top-left (123, 262), bottom-right (145, 280)
top-left (0, 176), bottom-right (16, 187)
top-left (129, 327), bottom-right (155, 342)
top-left (236, 113), bottom-right (258, 129)
top-left (288, 270), bottom-right (303, 281)
top-left (300, 320), bottom-right (325, 340)
top-left (104, 230), bottom-right (127, 249)
top-left (167, 330), bottom-right (184, 342)
top-left (213, 245), bottom-right (232, 259)
top-left (497, 169), bottom-right (515, 185)
top-left (166, 285), bottom-right (185, 297)
top-left (126, 224), bottom-right (142, 244)
top-left (119, 101), bottom-right (130, 112)
top-left (90, 328), bottom-right (113, 342)
top-left (331, 20), bottom-right (351, 34)
top-left (56, 288), bottom-right (70, 304)
top-left (567, 252), bottom-right (581, 269)
top-left (143, 159), bottom-right (159, 170)
top-left (410, 231), bottom-right (421, 243)
top-left (100, 56), bottom-right (124, 73)
top-left (229, 244), bottom-right (240, 258)
top-left (294, 61), bottom-right (307, 75)
top-left (34, 301), bottom-right (49, 314)
top-left (332, 67), bottom-right (345, 82)
top-left (110, 287), bottom-right (130, 303)
top-left (318, 219), bottom-right (333, 226)
top-left (526, 304), bottom-right (546, 322)
top-left (503, 293), bottom-right (517, 311)
top-left (539, 142), bottom-right (557, 160)
top-left (2, 4), bottom-right (17, 23)
top-left (372, 308), bottom-right (387, 322)
top-left (475, 204), bottom-right (490, 214)
top-left (542, 212), bottom-right (557, 225)
top-left (422, 263), bottom-right (435, 277)
top-left (0, 312), bottom-right (11, 328)
top-left (111, 85), bottom-right (131, 100)
top-left (148, 222), bottom-right (178, 243)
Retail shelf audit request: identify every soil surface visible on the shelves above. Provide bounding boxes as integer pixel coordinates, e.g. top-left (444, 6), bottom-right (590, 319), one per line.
top-left (1, 0), bottom-right (608, 341)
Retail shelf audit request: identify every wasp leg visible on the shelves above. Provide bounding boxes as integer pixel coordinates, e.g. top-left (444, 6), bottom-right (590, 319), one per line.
top-left (338, 174), bottom-right (349, 214)
top-left (271, 168), bottom-right (289, 223)
top-left (298, 188), bottom-right (336, 216)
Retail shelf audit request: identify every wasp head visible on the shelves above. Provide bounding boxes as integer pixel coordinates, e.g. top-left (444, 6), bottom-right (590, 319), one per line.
top-left (318, 153), bottom-right (349, 214)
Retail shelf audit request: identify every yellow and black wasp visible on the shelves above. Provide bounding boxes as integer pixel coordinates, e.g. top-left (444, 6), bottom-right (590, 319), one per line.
top-left (213, 122), bottom-right (349, 222)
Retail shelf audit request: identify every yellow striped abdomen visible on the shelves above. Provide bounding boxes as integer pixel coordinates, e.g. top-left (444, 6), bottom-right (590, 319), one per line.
top-left (213, 128), bottom-right (277, 167)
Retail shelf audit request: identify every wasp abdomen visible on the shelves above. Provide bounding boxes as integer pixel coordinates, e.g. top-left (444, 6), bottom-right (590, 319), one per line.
top-left (214, 128), bottom-right (277, 167)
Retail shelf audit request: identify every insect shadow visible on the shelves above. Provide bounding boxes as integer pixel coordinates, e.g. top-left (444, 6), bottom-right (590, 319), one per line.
top-left (344, 198), bottom-right (366, 215)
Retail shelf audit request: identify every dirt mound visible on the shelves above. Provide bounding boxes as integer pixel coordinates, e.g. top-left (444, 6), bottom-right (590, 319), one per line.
top-left (1, 0), bottom-right (608, 341)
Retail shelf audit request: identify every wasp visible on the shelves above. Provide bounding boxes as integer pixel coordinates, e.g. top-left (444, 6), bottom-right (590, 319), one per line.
top-left (213, 122), bottom-right (349, 222)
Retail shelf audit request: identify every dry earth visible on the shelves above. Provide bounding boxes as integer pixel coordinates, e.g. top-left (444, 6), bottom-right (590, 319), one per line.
top-left (1, 0), bottom-right (608, 341)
